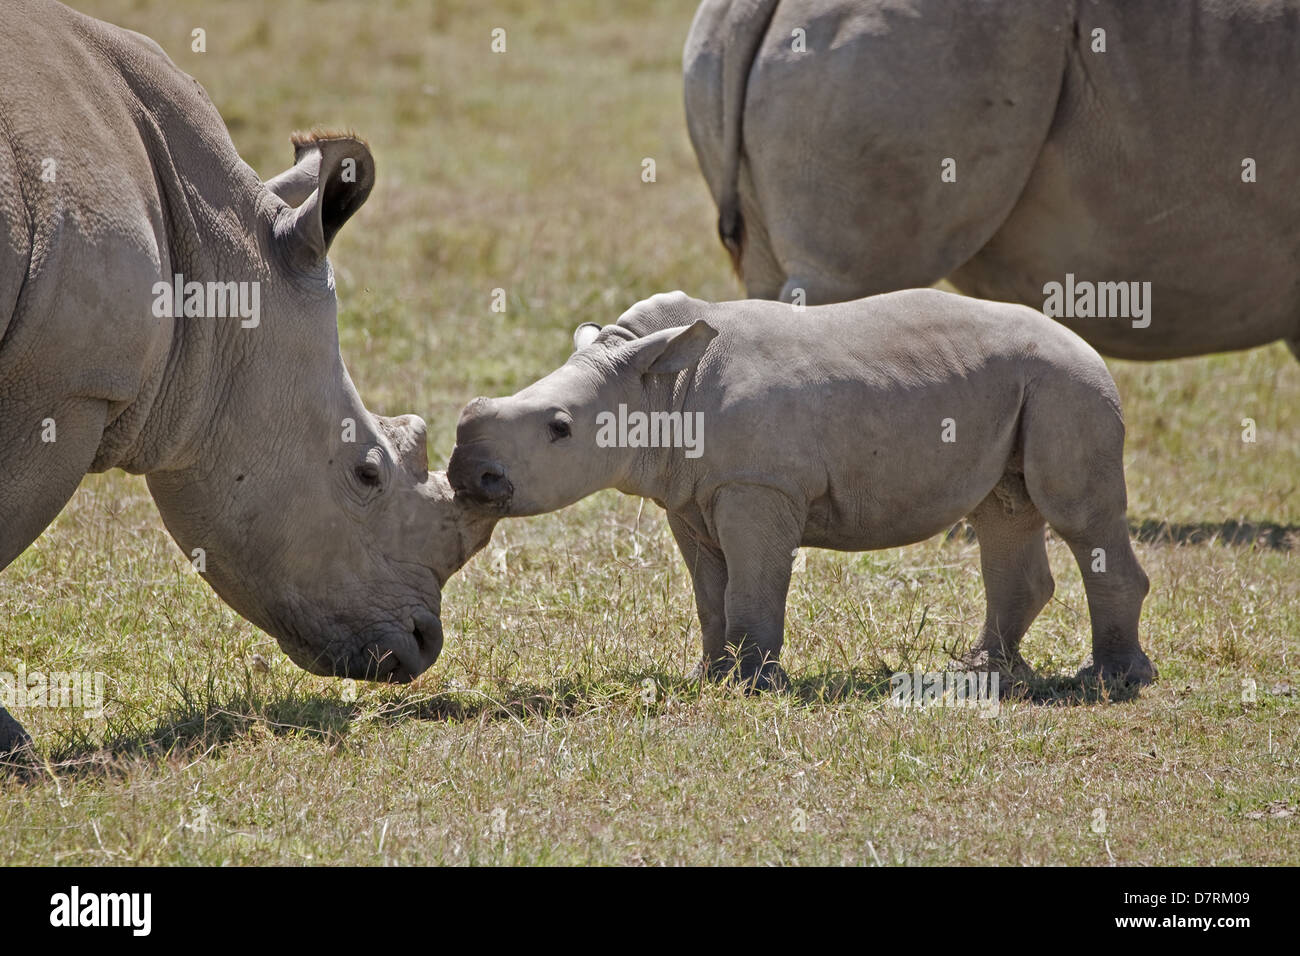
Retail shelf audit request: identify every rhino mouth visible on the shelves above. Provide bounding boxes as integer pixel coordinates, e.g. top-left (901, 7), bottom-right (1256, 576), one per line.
top-left (273, 606), bottom-right (445, 684)
top-left (366, 608), bottom-right (444, 683)
top-left (452, 485), bottom-right (514, 514)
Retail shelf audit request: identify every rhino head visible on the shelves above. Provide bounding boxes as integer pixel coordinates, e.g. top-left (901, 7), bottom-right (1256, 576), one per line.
top-left (145, 133), bottom-right (496, 682)
top-left (448, 307), bottom-right (716, 516)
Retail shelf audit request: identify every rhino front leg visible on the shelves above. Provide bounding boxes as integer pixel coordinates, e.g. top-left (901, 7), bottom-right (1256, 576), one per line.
top-left (0, 399), bottom-right (107, 569)
top-left (711, 485), bottom-right (806, 691)
top-left (666, 512), bottom-right (728, 678)
top-left (0, 705), bottom-right (34, 772)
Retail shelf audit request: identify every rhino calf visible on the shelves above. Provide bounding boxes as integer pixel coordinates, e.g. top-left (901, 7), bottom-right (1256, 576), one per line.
top-left (449, 289), bottom-right (1156, 691)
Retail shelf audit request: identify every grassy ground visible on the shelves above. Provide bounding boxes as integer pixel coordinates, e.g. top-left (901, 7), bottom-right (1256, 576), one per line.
top-left (1, 0), bottom-right (1296, 865)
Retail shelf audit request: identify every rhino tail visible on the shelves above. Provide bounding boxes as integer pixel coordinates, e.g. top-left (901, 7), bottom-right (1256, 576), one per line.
top-left (713, 0), bottom-right (781, 276)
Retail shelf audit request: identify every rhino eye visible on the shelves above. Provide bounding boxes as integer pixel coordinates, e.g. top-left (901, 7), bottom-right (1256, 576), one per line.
top-left (548, 420), bottom-right (571, 442)
top-left (354, 460), bottom-right (382, 487)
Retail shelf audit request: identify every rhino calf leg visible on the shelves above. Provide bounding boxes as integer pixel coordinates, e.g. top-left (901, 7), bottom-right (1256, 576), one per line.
top-left (1060, 518), bottom-right (1155, 687)
top-left (960, 486), bottom-right (1054, 687)
top-left (1023, 411), bottom-right (1155, 687)
top-left (709, 486), bottom-right (805, 691)
top-left (667, 513), bottom-right (729, 678)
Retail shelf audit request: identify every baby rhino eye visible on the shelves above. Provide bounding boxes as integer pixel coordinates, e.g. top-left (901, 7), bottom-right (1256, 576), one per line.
top-left (548, 420), bottom-right (571, 442)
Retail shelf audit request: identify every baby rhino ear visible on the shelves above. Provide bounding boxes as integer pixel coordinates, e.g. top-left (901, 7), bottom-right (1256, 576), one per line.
top-left (631, 320), bottom-right (718, 376)
top-left (572, 323), bottom-right (602, 351)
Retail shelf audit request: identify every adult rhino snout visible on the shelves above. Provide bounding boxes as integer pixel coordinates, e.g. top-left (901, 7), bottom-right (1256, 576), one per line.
top-left (368, 607), bottom-right (444, 682)
top-left (299, 607), bottom-right (445, 683)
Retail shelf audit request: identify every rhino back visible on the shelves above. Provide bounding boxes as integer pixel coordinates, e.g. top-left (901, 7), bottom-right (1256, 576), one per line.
top-left (660, 291), bottom-right (1109, 526)
top-left (691, 0), bottom-right (1071, 300)
top-left (951, 0), bottom-right (1300, 357)
top-left (698, 290), bottom-right (1090, 403)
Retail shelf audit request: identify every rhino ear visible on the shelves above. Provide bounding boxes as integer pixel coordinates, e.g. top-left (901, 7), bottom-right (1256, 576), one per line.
top-left (572, 323), bottom-right (602, 351)
top-left (264, 155), bottom-right (318, 208)
top-left (273, 134), bottom-right (376, 271)
top-left (629, 320), bottom-right (718, 376)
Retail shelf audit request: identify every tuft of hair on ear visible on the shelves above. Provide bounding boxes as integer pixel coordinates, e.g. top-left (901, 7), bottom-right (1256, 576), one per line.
top-left (274, 130), bottom-right (376, 268)
top-left (290, 127), bottom-right (368, 160)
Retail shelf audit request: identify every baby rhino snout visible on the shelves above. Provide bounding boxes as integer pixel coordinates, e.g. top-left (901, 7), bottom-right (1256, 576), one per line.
top-left (448, 446), bottom-right (513, 508)
top-left (450, 396), bottom-right (514, 508)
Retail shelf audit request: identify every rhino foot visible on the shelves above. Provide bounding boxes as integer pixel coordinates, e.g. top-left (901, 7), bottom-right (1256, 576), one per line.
top-left (951, 647), bottom-right (1036, 697)
top-left (1076, 652), bottom-right (1159, 690)
top-left (694, 657), bottom-right (789, 694)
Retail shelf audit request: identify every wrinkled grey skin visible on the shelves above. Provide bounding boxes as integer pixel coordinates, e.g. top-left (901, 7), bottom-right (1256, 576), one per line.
top-left (450, 289), bottom-right (1156, 691)
top-left (0, 0), bottom-right (494, 758)
top-left (685, 0), bottom-right (1300, 360)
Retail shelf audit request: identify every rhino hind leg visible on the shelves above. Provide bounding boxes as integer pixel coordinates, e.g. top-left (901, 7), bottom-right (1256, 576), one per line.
top-left (1021, 405), bottom-right (1156, 690)
top-left (1056, 517), bottom-right (1156, 689)
top-left (957, 477), bottom-right (1054, 691)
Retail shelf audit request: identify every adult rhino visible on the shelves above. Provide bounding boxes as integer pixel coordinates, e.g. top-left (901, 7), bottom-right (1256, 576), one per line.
top-left (0, 0), bottom-right (494, 756)
top-left (684, 0), bottom-right (1300, 359)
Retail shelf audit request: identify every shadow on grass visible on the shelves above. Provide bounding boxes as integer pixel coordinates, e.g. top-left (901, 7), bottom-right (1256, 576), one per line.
top-left (12, 693), bottom-right (364, 782)
top-left (1012, 672), bottom-right (1146, 706)
top-left (3, 661), bottom-right (1148, 784)
top-left (1129, 519), bottom-right (1298, 550)
top-left (7, 673), bottom-right (687, 782)
top-left (812, 662), bottom-right (1145, 707)
top-left (947, 518), bottom-right (1298, 551)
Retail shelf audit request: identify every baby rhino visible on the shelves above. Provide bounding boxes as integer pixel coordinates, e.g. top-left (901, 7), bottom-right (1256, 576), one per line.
top-left (449, 289), bottom-right (1156, 692)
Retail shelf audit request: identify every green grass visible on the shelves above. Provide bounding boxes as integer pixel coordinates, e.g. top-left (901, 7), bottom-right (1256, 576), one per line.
top-left (1, 0), bottom-right (1296, 865)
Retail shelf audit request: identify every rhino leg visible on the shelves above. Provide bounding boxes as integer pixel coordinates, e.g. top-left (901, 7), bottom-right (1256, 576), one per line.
top-left (0, 399), bottom-right (107, 569)
top-left (1059, 517), bottom-right (1156, 689)
top-left (0, 705), bottom-right (35, 774)
top-left (1021, 400), bottom-right (1155, 689)
top-left (710, 486), bottom-right (805, 692)
top-left (667, 513), bottom-right (729, 679)
top-left (958, 483), bottom-right (1054, 689)
top-left (0, 402), bottom-right (105, 773)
